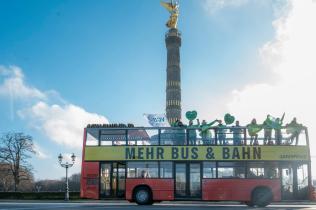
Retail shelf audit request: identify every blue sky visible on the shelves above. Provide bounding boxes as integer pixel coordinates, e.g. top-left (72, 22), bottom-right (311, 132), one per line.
top-left (0, 0), bottom-right (275, 123)
top-left (2, 0), bottom-right (316, 180)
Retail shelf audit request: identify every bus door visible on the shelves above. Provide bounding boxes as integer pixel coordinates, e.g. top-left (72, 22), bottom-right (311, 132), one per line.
top-left (100, 162), bottom-right (126, 198)
top-left (281, 162), bottom-right (309, 200)
top-left (175, 162), bottom-right (201, 199)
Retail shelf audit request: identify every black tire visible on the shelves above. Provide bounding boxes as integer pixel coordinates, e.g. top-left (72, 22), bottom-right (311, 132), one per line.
top-left (245, 201), bottom-right (254, 207)
top-left (251, 187), bottom-right (273, 207)
top-left (133, 186), bottom-right (153, 205)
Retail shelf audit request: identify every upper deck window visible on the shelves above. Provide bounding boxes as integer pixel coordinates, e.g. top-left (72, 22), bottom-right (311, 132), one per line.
top-left (100, 129), bottom-right (126, 146)
top-left (127, 129), bottom-right (158, 146)
top-left (86, 129), bottom-right (99, 146)
top-left (160, 128), bottom-right (186, 145)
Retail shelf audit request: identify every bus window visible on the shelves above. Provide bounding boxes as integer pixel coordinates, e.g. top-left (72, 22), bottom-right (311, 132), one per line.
top-left (219, 129), bottom-right (234, 145)
top-left (160, 162), bottom-right (173, 178)
top-left (86, 129), bottom-right (99, 146)
top-left (247, 162), bottom-right (265, 178)
top-left (100, 163), bottom-right (111, 196)
top-left (203, 162), bottom-right (216, 178)
top-left (128, 129), bottom-right (152, 145)
top-left (147, 129), bottom-right (159, 145)
top-left (100, 129), bottom-right (126, 146)
top-left (297, 164), bottom-right (309, 199)
top-left (198, 128), bottom-right (215, 146)
top-left (127, 162), bottom-right (158, 178)
top-left (297, 129), bottom-right (307, 146)
top-left (138, 129), bottom-right (160, 146)
top-left (265, 162), bottom-right (279, 179)
top-left (218, 162), bottom-right (245, 178)
top-left (160, 128), bottom-right (186, 145)
top-left (187, 128), bottom-right (198, 146)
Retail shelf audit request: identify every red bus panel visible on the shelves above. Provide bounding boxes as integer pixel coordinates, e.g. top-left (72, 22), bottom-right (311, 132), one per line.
top-left (80, 161), bottom-right (99, 199)
top-left (202, 179), bottom-right (281, 201)
top-left (126, 179), bottom-right (174, 201)
top-left (80, 128), bottom-right (99, 199)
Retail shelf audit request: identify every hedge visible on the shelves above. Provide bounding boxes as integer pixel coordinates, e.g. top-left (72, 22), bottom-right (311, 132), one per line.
top-left (0, 192), bottom-right (80, 200)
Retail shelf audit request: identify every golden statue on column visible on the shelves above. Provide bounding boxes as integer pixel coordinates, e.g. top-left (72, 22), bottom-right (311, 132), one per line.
top-left (160, 0), bottom-right (179, 29)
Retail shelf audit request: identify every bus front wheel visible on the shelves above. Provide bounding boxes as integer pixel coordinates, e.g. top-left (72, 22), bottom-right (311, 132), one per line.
top-left (245, 201), bottom-right (254, 207)
top-left (251, 187), bottom-right (273, 207)
top-left (133, 186), bottom-right (153, 205)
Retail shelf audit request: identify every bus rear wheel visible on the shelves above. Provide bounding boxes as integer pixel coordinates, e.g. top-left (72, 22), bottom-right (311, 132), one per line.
top-left (251, 187), bottom-right (273, 207)
top-left (134, 186), bottom-right (153, 205)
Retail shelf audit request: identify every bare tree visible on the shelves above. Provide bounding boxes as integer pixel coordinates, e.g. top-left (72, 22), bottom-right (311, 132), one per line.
top-left (0, 132), bottom-right (35, 191)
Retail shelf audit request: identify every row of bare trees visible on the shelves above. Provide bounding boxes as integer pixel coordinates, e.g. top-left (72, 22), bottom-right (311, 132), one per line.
top-left (0, 166), bottom-right (80, 192)
top-left (34, 173), bottom-right (80, 192)
top-left (0, 132), bottom-right (80, 192)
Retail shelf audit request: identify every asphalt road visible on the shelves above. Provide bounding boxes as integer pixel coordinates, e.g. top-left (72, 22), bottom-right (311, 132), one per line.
top-left (0, 202), bottom-right (316, 210)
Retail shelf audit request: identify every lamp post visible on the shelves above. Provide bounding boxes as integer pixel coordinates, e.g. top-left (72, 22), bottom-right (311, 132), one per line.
top-left (58, 153), bottom-right (76, 201)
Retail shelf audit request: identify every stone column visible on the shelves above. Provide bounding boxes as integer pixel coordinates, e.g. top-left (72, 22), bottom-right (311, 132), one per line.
top-left (165, 28), bottom-right (181, 125)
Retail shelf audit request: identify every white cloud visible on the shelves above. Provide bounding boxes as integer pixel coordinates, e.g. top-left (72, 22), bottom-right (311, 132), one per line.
top-left (33, 143), bottom-right (50, 159)
top-left (227, 0), bottom-right (316, 125)
top-left (0, 65), bottom-right (109, 148)
top-left (0, 66), bottom-right (46, 100)
top-left (18, 101), bottom-right (108, 148)
top-left (203, 0), bottom-right (249, 14)
top-left (224, 0), bottom-right (316, 173)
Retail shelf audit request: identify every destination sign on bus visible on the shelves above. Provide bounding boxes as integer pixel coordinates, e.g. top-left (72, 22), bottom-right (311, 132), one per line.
top-left (84, 145), bottom-right (309, 161)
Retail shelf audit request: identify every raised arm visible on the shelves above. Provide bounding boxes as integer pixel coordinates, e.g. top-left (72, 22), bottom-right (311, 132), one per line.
top-left (207, 119), bottom-right (219, 127)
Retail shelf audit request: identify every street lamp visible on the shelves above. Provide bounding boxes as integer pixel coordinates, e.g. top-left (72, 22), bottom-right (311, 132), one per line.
top-left (58, 153), bottom-right (76, 201)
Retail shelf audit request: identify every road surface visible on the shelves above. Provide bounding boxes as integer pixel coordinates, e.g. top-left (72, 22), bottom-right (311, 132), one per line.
top-left (0, 202), bottom-right (316, 210)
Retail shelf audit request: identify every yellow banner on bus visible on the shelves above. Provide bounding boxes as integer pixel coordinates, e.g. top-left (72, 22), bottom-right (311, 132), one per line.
top-left (84, 146), bottom-right (309, 161)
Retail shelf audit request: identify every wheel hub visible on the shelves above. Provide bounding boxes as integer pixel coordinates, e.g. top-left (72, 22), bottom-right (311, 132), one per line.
top-left (136, 190), bottom-right (148, 202)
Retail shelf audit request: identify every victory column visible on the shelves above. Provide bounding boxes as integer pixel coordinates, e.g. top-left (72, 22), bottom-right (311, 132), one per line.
top-left (161, 0), bottom-right (182, 125)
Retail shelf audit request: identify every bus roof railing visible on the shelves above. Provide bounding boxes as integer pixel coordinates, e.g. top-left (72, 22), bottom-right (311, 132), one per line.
top-left (84, 125), bottom-right (309, 147)
top-left (85, 126), bottom-right (308, 130)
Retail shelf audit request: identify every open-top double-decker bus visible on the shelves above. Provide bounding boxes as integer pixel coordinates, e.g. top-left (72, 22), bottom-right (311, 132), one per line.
top-left (80, 124), bottom-right (313, 207)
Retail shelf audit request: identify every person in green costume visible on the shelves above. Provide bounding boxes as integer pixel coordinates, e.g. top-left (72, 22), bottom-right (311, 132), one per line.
top-left (217, 120), bottom-right (227, 145)
top-left (175, 119), bottom-right (185, 145)
top-left (286, 117), bottom-right (304, 145)
top-left (263, 115), bottom-right (273, 145)
top-left (230, 120), bottom-right (243, 145)
top-left (247, 119), bottom-right (262, 145)
top-left (274, 117), bottom-right (284, 145)
top-left (188, 119), bottom-right (200, 145)
top-left (199, 119), bottom-right (219, 145)
top-left (173, 119), bottom-right (184, 127)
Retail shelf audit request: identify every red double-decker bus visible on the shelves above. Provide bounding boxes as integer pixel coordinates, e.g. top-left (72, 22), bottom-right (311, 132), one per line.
top-left (80, 125), bottom-right (313, 207)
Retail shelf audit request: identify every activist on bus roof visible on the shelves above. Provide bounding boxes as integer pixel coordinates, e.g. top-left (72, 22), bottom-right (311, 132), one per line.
top-left (85, 111), bottom-right (305, 147)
